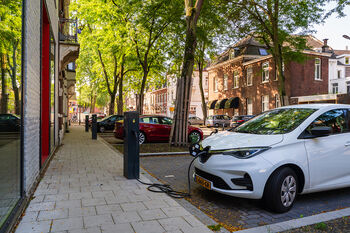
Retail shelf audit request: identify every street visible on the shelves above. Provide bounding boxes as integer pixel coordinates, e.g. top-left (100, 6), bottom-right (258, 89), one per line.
top-left (140, 154), bottom-right (350, 231)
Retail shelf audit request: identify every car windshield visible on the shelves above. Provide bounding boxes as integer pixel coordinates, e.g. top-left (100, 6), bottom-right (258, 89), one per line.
top-left (234, 108), bottom-right (317, 135)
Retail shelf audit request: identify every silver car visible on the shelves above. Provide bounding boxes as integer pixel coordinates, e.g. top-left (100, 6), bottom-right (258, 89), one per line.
top-left (205, 115), bottom-right (231, 127)
top-left (189, 116), bottom-right (204, 125)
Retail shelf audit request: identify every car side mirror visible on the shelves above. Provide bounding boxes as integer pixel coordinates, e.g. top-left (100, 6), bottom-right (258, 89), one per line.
top-left (310, 126), bottom-right (331, 137)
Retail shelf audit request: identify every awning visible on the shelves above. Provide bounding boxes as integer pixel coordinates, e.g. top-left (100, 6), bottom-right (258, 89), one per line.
top-left (225, 97), bottom-right (240, 109)
top-left (207, 100), bottom-right (218, 109)
top-left (215, 99), bottom-right (228, 109)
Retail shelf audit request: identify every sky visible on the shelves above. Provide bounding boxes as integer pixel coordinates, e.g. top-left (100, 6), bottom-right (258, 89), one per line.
top-left (313, 3), bottom-right (350, 50)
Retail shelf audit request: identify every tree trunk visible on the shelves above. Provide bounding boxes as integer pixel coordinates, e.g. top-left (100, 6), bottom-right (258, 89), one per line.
top-left (171, 15), bottom-right (197, 146)
top-left (1, 54), bottom-right (8, 114)
top-left (9, 44), bottom-right (20, 115)
top-left (137, 69), bottom-right (148, 114)
top-left (117, 75), bottom-right (123, 115)
top-left (198, 61), bottom-right (207, 121)
top-left (109, 93), bottom-right (116, 115)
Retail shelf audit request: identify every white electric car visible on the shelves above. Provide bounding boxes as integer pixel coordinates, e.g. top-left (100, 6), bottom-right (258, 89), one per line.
top-left (193, 104), bottom-right (350, 212)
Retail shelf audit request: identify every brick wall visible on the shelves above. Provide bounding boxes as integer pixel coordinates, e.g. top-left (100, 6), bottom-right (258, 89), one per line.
top-left (22, 0), bottom-right (59, 193)
top-left (208, 54), bottom-right (329, 116)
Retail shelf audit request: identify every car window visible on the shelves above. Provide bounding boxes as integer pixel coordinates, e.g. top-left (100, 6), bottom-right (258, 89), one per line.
top-left (207, 116), bottom-right (213, 120)
top-left (140, 117), bottom-right (152, 123)
top-left (108, 116), bottom-right (117, 121)
top-left (224, 115), bottom-right (231, 120)
top-left (161, 117), bottom-right (173, 125)
top-left (152, 117), bottom-right (160, 124)
top-left (216, 115), bottom-right (222, 120)
top-left (307, 109), bottom-right (348, 134)
top-left (235, 108), bottom-right (317, 135)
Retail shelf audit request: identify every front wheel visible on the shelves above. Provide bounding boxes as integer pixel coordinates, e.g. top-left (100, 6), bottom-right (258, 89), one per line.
top-left (139, 132), bottom-right (146, 145)
top-left (263, 167), bottom-right (298, 213)
top-left (189, 131), bottom-right (201, 144)
top-left (99, 126), bottom-right (105, 133)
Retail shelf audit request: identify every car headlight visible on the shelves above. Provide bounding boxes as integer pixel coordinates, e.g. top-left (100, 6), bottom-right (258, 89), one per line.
top-left (220, 147), bottom-right (271, 159)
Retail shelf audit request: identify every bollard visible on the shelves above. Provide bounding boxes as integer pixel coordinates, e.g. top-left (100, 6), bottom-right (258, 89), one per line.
top-left (123, 111), bottom-right (140, 179)
top-left (92, 114), bottom-right (97, 140)
top-left (222, 123), bottom-right (225, 131)
top-left (85, 115), bottom-right (89, 132)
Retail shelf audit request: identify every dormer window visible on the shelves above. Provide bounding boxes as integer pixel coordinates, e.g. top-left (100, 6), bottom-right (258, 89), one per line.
top-left (259, 48), bottom-right (268, 56)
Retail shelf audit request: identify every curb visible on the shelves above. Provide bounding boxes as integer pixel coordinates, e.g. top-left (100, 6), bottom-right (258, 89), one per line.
top-left (235, 208), bottom-right (350, 233)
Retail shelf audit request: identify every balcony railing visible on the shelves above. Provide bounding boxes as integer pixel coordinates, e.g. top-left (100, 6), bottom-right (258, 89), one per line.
top-left (59, 18), bottom-right (78, 43)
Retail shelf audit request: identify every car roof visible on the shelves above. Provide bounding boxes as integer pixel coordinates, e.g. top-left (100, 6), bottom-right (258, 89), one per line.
top-left (278, 104), bottom-right (350, 110)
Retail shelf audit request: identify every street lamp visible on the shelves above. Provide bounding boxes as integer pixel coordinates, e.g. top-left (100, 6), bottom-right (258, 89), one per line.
top-left (343, 35), bottom-right (350, 40)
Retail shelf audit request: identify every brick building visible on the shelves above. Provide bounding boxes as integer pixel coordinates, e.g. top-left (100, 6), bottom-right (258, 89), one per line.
top-left (143, 88), bottom-right (168, 115)
top-left (207, 36), bottom-right (331, 116)
top-left (0, 0), bottom-right (79, 231)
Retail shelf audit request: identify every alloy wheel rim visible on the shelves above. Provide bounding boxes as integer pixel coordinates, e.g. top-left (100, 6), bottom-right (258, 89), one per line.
top-left (100, 127), bottom-right (105, 133)
top-left (191, 132), bottom-right (200, 142)
top-left (281, 175), bottom-right (296, 207)
top-left (139, 133), bottom-right (145, 144)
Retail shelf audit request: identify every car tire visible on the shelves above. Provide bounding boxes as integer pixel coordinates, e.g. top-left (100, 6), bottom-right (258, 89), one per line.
top-left (189, 131), bottom-right (201, 143)
top-left (139, 131), bottom-right (146, 145)
top-left (99, 126), bottom-right (105, 133)
top-left (263, 167), bottom-right (298, 213)
top-left (214, 123), bottom-right (219, 128)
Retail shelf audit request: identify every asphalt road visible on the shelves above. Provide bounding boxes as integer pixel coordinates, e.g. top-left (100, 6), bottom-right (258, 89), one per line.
top-left (140, 155), bottom-right (350, 231)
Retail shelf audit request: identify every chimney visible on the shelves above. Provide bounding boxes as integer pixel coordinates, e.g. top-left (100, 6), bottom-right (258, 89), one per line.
top-left (322, 38), bottom-right (330, 53)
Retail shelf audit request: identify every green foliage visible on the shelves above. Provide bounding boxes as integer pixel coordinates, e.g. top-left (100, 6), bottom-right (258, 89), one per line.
top-left (314, 222), bottom-right (328, 230)
top-left (207, 224), bottom-right (223, 231)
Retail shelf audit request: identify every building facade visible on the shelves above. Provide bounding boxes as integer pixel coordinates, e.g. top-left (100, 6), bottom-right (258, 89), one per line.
top-left (167, 71), bottom-right (209, 119)
top-left (329, 50), bottom-right (350, 94)
top-left (0, 0), bottom-right (79, 231)
top-left (207, 36), bottom-right (332, 117)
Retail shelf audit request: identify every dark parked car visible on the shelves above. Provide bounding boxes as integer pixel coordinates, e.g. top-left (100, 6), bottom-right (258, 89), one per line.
top-left (114, 115), bottom-right (203, 144)
top-left (96, 115), bottom-right (123, 133)
top-left (0, 114), bottom-right (21, 132)
top-left (230, 115), bottom-right (255, 128)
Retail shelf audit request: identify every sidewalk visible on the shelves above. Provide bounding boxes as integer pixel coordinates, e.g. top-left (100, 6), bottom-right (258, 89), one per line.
top-left (15, 126), bottom-right (212, 233)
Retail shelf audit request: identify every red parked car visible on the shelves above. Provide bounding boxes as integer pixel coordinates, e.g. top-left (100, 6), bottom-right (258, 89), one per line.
top-left (114, 115), bottom-right (203, 144)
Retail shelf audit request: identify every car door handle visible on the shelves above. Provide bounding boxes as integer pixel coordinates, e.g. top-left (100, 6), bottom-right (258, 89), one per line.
top-left (345, 142), bottom-right (350, 147)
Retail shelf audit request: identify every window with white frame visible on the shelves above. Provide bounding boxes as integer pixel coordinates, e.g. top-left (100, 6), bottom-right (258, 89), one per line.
top-left (247, 67), bottom-right (253, 86)
top-left (332, 83), bottom-right (338, 94)
top-left (346, 57), bottom-right (349, 65)
top-left (246, 98), bottom-right (253, 115)
top-left (315, 58), bottom-right (321, 80)
top-left (223, 74), bottom-right (228, 90)
top-left (262, 62), bottom-right (269, 82)
top-left (262, 95), bottom-right (269, 112)
top-left (275, 94), bottom-right (281, 108)
top-left (233, 71), bottom-right (239, 88)
top-left (214, 77), bottom-right (218, 92)
top-left (347, 82), bottom-right (350, 94)
top-left (338, 70), bottom-right (341, 79)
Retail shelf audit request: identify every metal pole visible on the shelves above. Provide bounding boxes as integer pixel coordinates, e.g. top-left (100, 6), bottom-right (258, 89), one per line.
top-left (92, 114), bottom-right (97, 139)
top-left (85, 115), bottom-right (89, 132)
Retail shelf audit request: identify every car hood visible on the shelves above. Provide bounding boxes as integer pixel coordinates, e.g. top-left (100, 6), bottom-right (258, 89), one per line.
top-left (201, 131), bottom-right (283, 150)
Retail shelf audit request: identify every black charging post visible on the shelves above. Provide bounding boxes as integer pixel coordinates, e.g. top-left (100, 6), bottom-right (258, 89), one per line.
top-left (92, 114), bottom-right (97, 140)
top-left (123, 111), bottom-right (140, 179)
top-left (85, 115), bottom-right (89, 132)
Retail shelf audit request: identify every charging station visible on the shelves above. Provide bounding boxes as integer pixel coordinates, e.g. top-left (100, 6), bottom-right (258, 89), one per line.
top-left (123, 111), bottom-right (140, 179)
top-left (91, 114), bottom-right (97, 139)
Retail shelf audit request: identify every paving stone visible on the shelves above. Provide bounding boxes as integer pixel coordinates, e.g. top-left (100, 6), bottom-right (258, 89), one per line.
top-left (45, 193), bottom-right (69, 202)
top-left (18, 211), bottom-right (38, 223)
top-left (158, 217), bottom-right (192, 231)
top-left (96, 204), bottom-right (122, 215)
top-left (69, 192), bottom-right (92, 200)
top-left (120, 202), bottom-right (146, 212)
top-left (69, 207), bottom-right (96, 217)
top-left (38, 208), bottom-right (69, 221)
top-left (68, 228), bottom-right (101, 233)
top-left (161, 206), bottom-right (191, 218)
top-left (138, 209), bottom-right (167, 221)
top-left (106, 195), bottom-right (129, 204)
top-left (30, 195), bottom-right (45, 203)
top-left (142, 200), bottom-right (170, 210)
top-left (15, 220), bottom-right (52, 233)
top-left (82, 198), bottom-right (106, 207)
top-left (183, 215), bottom-right (203, 227)
top-left (112, 211), bottom-right (141, 224)
top-left (51, 217), bottom-right (84, 232)
top-left (131, 220), bottom-right (165, 233)
top-left (27, 201), bottom-right (55, 212)
top-left (91, 191), bottom-right (115, 199)
top-left (181, 225), bottom-right (213, 233)
top-left (101, 223), bottom-right (134, 233)
top-left (56, 200), bottom-right (82, 209)
top-left (83, 214), bottom-right (114, 228)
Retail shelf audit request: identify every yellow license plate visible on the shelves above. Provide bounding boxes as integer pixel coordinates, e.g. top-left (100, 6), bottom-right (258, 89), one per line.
top-left (195, 175), bottom-right (212, 190)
